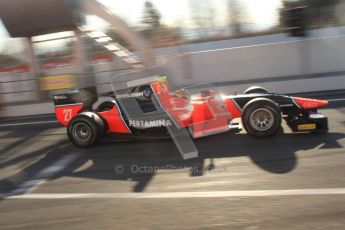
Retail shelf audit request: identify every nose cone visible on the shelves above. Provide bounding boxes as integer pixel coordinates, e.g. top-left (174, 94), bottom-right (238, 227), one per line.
top-left (293, 97), bottom-right (329, 109)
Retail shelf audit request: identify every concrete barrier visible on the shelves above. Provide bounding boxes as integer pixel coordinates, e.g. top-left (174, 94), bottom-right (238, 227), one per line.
top-left (165, 35), bottom-right (345, 85)
top-left (161, 35), bottom-right (345, 95)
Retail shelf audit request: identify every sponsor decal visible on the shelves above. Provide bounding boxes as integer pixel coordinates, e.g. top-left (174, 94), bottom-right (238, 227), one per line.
top-left (116, 92), bottom-right (144, 99)
top-left (129, 119), bottom-right (172, 128)
top-left (63, 109), bottom-right (73, 122)
top-left (41, 60), bottom-right (74, 71)
top-left (298, 124), bottom-right (316, 130)
top-left (40, 74), bottom-right (76, 91)
top-left (143, 89), bottom-right (151, 98)
top-left (158, 82), bottom-right (168, 92)
top-left (303, 102), bottom-right (318, 108)
top-left (53, 95), bottom-right (67, 100)
top-left (0, 65), bottom-right (29, 74)
top-left (279, 104), bottom-right (294, 107)
top-left (156, 75), bottom-right (169, 92)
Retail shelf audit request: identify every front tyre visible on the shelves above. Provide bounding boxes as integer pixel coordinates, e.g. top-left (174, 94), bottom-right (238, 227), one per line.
top-left (67, 114), bottom-right (104, 147)
top-left (242, 98), bottom-right (281, 138)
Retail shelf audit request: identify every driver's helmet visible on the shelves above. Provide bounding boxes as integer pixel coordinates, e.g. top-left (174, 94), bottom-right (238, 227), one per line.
top-left (174, 89), bottom-right (189, 99)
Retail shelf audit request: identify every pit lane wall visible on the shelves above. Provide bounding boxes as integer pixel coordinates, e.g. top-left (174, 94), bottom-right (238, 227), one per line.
top-left (163, 35), bottom-right (345, 95)
top-left (1, 34), bottom-right (345, 117)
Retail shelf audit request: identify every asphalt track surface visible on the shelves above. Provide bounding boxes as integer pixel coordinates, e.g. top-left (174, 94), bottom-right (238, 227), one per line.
top-left (0, 98), bottom-right (344, 229)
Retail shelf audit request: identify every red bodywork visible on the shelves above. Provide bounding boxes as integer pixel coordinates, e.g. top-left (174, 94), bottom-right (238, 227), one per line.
top-left (55, 103), bottom-right (131, 134)
top-left (293, 97), bottom-right (329, 109)
top-left (54, 79), bottom-right (329, 137)
top-left (55, 80), bottom-right (237, 137)
top-left (98, 106), bottom-right (130, 133)
top-left (55, 104), bottom-right (83, 126)
top-left (151, 81), bottom-right (233, 137)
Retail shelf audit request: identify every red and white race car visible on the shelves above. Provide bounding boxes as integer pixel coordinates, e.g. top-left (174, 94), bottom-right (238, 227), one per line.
top-left (53, 68), bottom-right (329, 159)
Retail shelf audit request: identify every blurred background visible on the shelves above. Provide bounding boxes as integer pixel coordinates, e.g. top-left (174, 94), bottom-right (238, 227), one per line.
top-left (0, 0), bottom-right (345, 116)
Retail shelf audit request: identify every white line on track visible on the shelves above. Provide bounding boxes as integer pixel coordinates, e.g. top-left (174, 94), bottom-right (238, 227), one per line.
top-left (0, 120), bottom-right (58, 127)
top-left (2, 188), bottom-right (345, 199)
top-left (9, 154), bottom-right (80, 196)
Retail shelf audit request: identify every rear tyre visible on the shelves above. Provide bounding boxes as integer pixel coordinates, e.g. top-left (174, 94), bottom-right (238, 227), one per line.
top-left (242, 98), bottom-right (281, 138)
top-left (244, 86), bottom-right (269, 94)
top-left (67, 114), bottom-right (104, 147)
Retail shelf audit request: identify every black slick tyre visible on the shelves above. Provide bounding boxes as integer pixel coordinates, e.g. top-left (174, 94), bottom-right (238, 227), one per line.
top-left (242, 98), bottom-right (281, 138)
top-left (67, 114), bottom-right (105, 147)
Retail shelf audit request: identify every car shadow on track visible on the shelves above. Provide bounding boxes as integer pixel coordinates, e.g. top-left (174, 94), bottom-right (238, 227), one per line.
top-left (1, 129), bottom-right (344, 194)
top-left (64, 129), bottom-right (345, 192)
